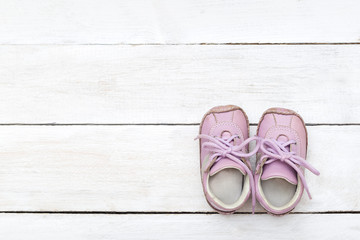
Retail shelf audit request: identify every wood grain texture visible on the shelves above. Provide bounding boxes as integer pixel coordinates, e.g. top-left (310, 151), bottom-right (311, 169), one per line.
top-left (0, 125), bottom-right (358, 212)
top-left (0, 45), bottom-right (359, 124)
top-left (0, 213), bottom-right (359, 240)
top-left (1, 0), bottom-right (359, 238)
top-left (0, 0), bottom-right (360, 44)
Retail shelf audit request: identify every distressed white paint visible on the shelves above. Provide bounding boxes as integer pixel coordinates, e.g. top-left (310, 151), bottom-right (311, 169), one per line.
top-left (0, 125), bottom-right (358, 212)
top-left (0, 214), bottom-right (359, 240)
top-left (0, 0), bottom-right (359, 238)
top-left (0, 0), bottom-right (360, 44)
top-left (0, 45), bottom-right (359, 124)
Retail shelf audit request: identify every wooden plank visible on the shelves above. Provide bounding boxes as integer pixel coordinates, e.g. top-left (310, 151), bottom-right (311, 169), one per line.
top-left (1, 0), bottom-right (360, 44)
top-left (0, 213), bottom-right (358, 239)
top-left (0, 45), bottom-right (359, 124)
top-left (0, 125), bottom-right (358, 212)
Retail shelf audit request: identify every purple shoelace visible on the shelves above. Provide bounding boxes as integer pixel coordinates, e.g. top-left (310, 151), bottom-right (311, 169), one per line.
top-left (258, 138), bottom-right (320, 199)
top-left (196, 134), bottom-right (260, 213)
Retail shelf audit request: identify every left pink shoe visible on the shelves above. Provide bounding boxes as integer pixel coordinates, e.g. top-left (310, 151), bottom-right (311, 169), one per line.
top-left (196, 105), bottom-right (259, 214)
top-left (255, 108), bottom-right (320, 215)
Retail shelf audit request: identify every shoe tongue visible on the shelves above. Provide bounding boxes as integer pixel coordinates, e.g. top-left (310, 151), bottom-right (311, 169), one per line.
top-left (261, 161), bottom-right (298, 184)
top-left (209, 158), bottom-right (246, 176)
top-left (261, 137), bottom-right (298, 185)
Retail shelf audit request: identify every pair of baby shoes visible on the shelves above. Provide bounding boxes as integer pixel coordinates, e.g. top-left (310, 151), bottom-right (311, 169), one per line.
top-left (196, 105), bottom-right (320, 215)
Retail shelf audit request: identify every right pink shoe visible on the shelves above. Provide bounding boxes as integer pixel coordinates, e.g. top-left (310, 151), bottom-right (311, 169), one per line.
top-left (255, 108), bottom-right (320, 215)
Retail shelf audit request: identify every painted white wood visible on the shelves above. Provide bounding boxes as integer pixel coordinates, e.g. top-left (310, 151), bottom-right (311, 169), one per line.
top-left (0, 213), bottom-right (358, 240)
top-left (1, 0), bottom-right (360, 44)
top-left (0, 45), bottom-right (359, 124)
top-left (0, 0), bottom-right (358, 237)
top-left (0, 125), bottom-right (358, 212)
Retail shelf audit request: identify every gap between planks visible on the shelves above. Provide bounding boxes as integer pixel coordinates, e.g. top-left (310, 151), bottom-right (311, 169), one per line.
top-left (0, 123), bottom-right (358, 126)
top-left (0, 42), bottom-right (360, 46)
top-left (0, 211), bottom-right (359, 215)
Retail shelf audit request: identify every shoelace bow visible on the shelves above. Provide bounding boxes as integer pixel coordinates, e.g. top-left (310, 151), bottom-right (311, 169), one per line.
top-left (258, 138), bottom-right (320, 199)
top-left (196, 134), bottom-right (260, 213)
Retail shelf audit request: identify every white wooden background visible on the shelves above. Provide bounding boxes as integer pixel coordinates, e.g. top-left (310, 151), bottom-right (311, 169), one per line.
top-left (0, 0), bottom-right (359, 239)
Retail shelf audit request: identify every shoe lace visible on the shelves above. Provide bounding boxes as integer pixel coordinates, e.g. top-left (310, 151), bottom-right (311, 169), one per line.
top-left (258, 138), bottom-right (320, 199)
top-left (195, 134), bottom-right (260, 213)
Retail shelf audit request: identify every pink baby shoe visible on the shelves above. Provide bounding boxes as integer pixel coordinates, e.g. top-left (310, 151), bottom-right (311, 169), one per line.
top-left (255, 108), bottom-right (320, 215)
top-left (196, 105), bottom-right (259, 214)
